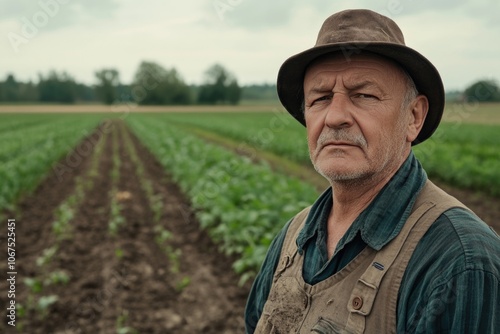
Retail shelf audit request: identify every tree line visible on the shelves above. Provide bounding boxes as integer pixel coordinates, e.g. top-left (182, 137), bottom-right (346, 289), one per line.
top-left (2, 61), bottom-right (497, 105)
top-left (0, 61), bottom-right (278, 105)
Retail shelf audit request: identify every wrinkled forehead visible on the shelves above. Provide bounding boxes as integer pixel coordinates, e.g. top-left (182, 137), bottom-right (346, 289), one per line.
top-left (304, 52), bottom-right (408, 82)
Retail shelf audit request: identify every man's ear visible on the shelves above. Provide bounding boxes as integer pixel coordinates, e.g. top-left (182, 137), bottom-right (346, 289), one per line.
top-left (406, 95), bottom-right (429, 143)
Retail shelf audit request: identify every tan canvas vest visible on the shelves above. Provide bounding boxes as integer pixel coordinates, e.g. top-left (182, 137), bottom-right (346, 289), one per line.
top-left (254, 180), bottom-right (468, 334)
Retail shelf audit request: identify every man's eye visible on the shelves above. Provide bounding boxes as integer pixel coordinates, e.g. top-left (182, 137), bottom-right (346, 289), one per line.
top-left (313, 95), bottom-right (331, 104)
top-left (355, 93), bottom-right (377, 99)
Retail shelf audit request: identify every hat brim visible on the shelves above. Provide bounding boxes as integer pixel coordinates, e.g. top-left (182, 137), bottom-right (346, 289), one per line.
top-left (277, 42), bottom-right (445, 145)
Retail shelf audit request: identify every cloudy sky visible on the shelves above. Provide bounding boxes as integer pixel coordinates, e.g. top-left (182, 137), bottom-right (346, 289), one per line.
top-left (1, 0), bottom-right (499, 91)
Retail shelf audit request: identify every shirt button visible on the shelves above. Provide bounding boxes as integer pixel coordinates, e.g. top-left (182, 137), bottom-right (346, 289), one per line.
top-left (352, 296), bottom-right (363, 310)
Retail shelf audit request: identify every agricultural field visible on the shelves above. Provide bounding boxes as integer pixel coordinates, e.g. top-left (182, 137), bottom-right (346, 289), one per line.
top-left (0, 115), bottom-right (255, 333)
top-left (0, 103), bottom-right (499, 332)
top-left (151, 106), bottom-right (500, 197)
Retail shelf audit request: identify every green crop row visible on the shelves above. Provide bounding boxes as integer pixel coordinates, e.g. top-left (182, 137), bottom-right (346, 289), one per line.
top-left (0, 113), bottom-right (57, 133)
top-left (0, 114), bottom-right (105, 211)
top-left (413, 123), bottom-right (500, 196)
top-left (151, 111), bottom-right (500, 197)
top-left (153, 111), bottom-right (311, 164)
top-left (126, 114), bottom-right (319, 282)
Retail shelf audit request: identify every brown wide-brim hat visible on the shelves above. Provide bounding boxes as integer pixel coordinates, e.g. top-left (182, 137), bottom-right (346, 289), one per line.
top-left (277, 9), bottom-right (444, 145)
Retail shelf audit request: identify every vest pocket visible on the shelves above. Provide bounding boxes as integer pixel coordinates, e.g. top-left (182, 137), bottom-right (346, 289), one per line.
top-left (255, 312), bottom-right (280, 334)
top-left (256, 276), bottom-right (308, 333)
top-left (311, 316), bottom-right (345, 334)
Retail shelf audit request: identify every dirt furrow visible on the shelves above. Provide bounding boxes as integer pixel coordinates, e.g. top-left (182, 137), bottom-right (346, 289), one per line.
top-left (41, 126), bottom-right (114, 333)
top-left (0, 124), bottom-right (111, 333)
top-left (124, 122), bottom-right (250, 333)
top-left (94, 121), bottom-right (180, 333)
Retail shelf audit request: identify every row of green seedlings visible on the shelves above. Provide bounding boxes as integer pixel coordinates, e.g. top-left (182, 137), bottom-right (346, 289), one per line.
top-left (108, 126), bottom-right (126, 236)
top-left (106, 126), bottom-right (139, 334)
top-left (115, 309), bottom-right (139, 334)
top-left (414, 122), bottom-right (500, 197)
top-left (16, 130), bottom-right (107, 331)
top-left (121, 126), bottom-right (190, 292)
top-left (0, 116), bottom-right (103, 213)
top-left (159, 112), bottom-right (310, 164)
top-left (126, 116), bottom-right (319, 285)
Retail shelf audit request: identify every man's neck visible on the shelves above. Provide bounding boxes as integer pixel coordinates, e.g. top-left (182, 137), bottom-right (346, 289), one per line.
top-left (325, 153), bottom-right (409, 257)
top-left (329, 148), bottom-right (411, 223)
top-left (330, 171), bottom-right (394, 222)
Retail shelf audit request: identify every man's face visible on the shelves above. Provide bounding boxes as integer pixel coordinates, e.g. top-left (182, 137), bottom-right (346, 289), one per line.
top-left (303, 53), bottom-right (413, 184)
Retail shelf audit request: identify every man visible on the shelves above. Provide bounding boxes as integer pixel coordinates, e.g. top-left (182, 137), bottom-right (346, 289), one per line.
top-left (245, 9), bottom-right (500, 333)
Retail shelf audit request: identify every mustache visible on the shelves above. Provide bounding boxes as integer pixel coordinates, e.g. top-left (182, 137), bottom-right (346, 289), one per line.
top-left (316, 129), bottom-right (367, 149)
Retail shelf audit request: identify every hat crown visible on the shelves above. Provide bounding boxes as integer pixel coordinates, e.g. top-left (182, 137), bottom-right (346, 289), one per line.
top-left (316, 9), bottom-right (405, 47)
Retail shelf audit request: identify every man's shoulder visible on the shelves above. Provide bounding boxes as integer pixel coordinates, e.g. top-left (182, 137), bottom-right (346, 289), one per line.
top-left (414, 207), bottom-right (500, 282)
top-left (439, 207), bottom-right (500, 268)
top-left (399, 207), bottom-right (500, 333)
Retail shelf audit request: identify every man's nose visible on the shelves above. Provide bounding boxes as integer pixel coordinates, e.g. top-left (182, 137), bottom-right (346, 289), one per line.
top-left (324, 93), bottom-right (354, 129)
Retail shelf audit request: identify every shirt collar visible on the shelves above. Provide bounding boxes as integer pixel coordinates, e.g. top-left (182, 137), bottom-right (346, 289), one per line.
top-left (296, 151), bottom-right (427, 254)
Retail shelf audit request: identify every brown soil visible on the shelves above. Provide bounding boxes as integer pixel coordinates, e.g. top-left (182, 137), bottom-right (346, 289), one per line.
top-left (0, 120), bottom-right (249, 333)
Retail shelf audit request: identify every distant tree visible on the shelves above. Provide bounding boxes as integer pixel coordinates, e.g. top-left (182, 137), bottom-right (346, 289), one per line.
top-left (0, 75), bottom-right (38, 102)
top-left (197, 64), bottom-right (241, 105)
top-left (445, 89), bottom-right (462, 103)
top-left (241, 83), bottom-right (279, 102)
top-left (18, 81), bottom-right (39, 102)
top-left (3, 74), bottom-right (19, 101)
top-left (132, 61), bottom-right (191, 105)
top-left (75, 83), bottom-right (97, 102)
top-left (38, 70), bottom-right (77, 103)
top-left (227, 79), bottom-right (241, 104)
top-left (94, 69), bottom-right (120, 105)
top-left (464, 79), bottom-right (500, 102)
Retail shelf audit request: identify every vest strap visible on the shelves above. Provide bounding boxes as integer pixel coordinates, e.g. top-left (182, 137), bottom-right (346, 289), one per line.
top-left (273, 206), bottom-right (311, 283)
top-left (345, 180), bottom-right (467, 333)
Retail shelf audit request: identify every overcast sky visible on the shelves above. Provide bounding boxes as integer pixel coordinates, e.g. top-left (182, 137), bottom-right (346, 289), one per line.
top-left (1, 0), bottom-right (499, 91)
